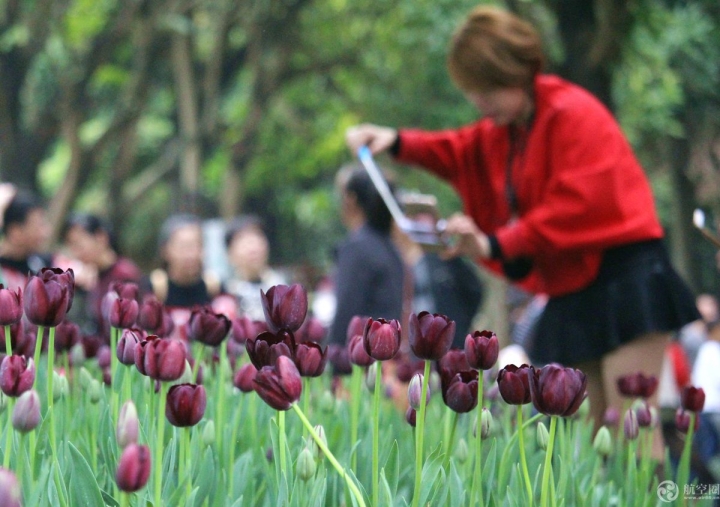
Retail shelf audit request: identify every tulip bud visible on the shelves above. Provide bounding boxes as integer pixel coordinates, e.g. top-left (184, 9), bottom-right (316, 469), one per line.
top-left (97, 345), bottom-right (111, 370)
top-left (135, 336), bottom-right (186, 382)
top-left (675, 408), bottom-right (699, 434)
top-left (296, 447), bottom-right (317, 481)
top-left (202, 420), bottom-right (216, 447)
top-left (536, 422), bottom-right (549, 450)
top-left (681, 386), bottom-right (705, 413)
top-left (603, 406), bottom-right (620, 427)
top-left (309, 425), bottom-right (327, 462)
top-left (616, 372), bottom-right (658, 399)
top-left (440, 369), bottom-right (479, 413)
top-left (348, 334), bottom-right (374, 367)
top-left (233, 363), bottom-right (258, 393)
top-left (366, 362), bottom-right (379, 392)
top-left (88, 379), bottom-right (103, 404)
top-left (480, 407), bottom-right (493, 440)
top-left (253, 356), bottom-right (303, 411)
top-left (633, 400), bottom-right (652, 428)
top-left (455, 438), bottom-right (469, 464)
top-left (294, 342), bottom-right (328, 377)
top-left (408, 312), bottom-right (455, 360)
top-left (593, 426), bottom-right (612, 457)
top-left (405, 407), bottom-right (417, 427)
top-left (117, 401), bottom-right (139, 448)
top-left (497, 364), bottom-right (531, 405)
top-left (261, 284), bottom-right (308, 333)
top-left (363, 318), bottom-right (401, 361)
top-left (230, 316), bottom-right (258, 345)
top-left (0, 286), bottom-right (22, 326)
top-left (24, 273), bottom-right (71, 327)
top-left (116, 444), bottom-right (151, 492)
top-left (166, 384), bottom-right (207, 427)
top-left (53, 372), bottom-right (68, 402)
top-left (464, 330), bottom-right (499, 370)
top-left (69, 342), bottom-right (86, 366)
top-left (12, 390), bottom-right (40, 433)
top-left (408, 373), bottom-right (429, 410)
top-left (528, 365), bottom-right (587, 417)
top-left (0, 356), bottom-right (35, 397)
top-left (54, 320), bottom-right (80, 352)
top-left (623, 409), bottom-right (639, 440)
top-left (109, 297), bottom-right (139, 329)
top-left (117, 328), bottom-right (143, 366)
top-left (0, 467), bottom-right (22, 507)
top-left (188, 306), bottom-right (231, 347)
top-left (138, 296), bottom-right (164, 333)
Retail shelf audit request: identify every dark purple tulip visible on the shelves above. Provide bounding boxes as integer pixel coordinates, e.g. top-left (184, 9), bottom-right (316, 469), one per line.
top-left (134, 335), bottom-right (186, 381)
top-left (109, 297), bottom-right (139, 329)
top-left (253, 355), bottom-right (303, 411)
top-left (0, 355), bottom-right (35, 397)
top-left (363, 318), bottom-right (401, 361)
top-left (634, 401), bottom-right (652, 428)
top-left (165, 383), bottom-right (207, 427)
top-left (395, 355), bottom-right (425, 383)
top-left (12, 389), bottom-right (41, 433)
top-left (296, 317), bottom-right (326, 344)
top-left (23, 275), bottom-right (70, 327)
top-left (188, 306), bottom-right (231, 347)
top-left (294, 342), bottom-right (328, 377)
top-left (246, 330), bottom-right (294, 369)
top-left (348, 334), bottom-right (374, 367)
top-left (54, 320), bottom-right (81, 352)
top-left (681, 386), bottom-right (705, 412)
top-left (39, 267), bottom-right (75, 312)
top-left (465, 330), bottom-right (499, 370)
top-left (327, 344), bottom-right (352, 376)
top-left (261, 284), bottom-right (308, 333)
top-left (616, 372), bottom-right (658, 399)
top-left (110, 281), bottom-right (139, 301)
top-left (346, 315), bottom-right (368, 342)
top-left (405, 407), bottom-right (417, 427)
top-left (97, 345), bottom-right (111, 369)
top-left (117, 328), bottom-right (144, 365)
top-left (0, 285), bottom-right (22, 326)
top-left (408, 312), bottom-right (455, 361)
top-left (0, 467), bottom-right (22, 507)
top-left (408, 373), bottom-right (429, 410)
top-left (137, 296), bottom-right (164, 332)
top-left (528, 364), bottom-right (587, 417)
top-left (116, 444), bottom-right (151, 492)
top-left (231, 316), bottom-right (259, 345)
top-left (675, 408), bottom-right (699, 434)
top-left (497, 364), bottom-right (531, 405)
top-left (624, 409), bottom-right (639, 440)
top-left (233, 363), bottom-right (258, 392)
top-left (440, 369), bottom-right (479, 413)
top-left (437, 349), bottom-right (470, 377)
top-left (156, 310), bottom-right (175, 338)
top-left (603, 406), bottom-right (620, 427)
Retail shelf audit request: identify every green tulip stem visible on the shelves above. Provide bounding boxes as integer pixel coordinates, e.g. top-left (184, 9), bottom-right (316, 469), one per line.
top-left (372, 359), bottom-right (382, 507)
top-left (123, 366), bottom-right (132, 403)
top-left (119, 492), bottom-right (129, 507)
top-left (349, 365), bottom-right (363, 471)
top-left (517, 405), bottom-right (533, 506)
top-left (469, 371), bottom-right (485, 507)
top-left (540, 416), bottom-right (558, 507)
top-left (278, 409), bottom-right (287, 478)
top-left (154, 381), bottom-right (169, 507)
top-left (191, 342), bottom-right (203, 382)
top-left (4, 325), bottom-right (11, 356)
top-left (291, 403), bottom-right (367, 507)
top-left (443, 410), bottom-right (458, 468)
top-left (180, 427), bottom-right (192, 499)
top-left (411, 360), bottom-right (431, 507)
top-left (32, 326), bottom-right (44, 390)
top-left (302, 377), bottom-right (310, 433)
top-left (111, 326), bottom-right (119, 424)
top-left (216, 340), bottom-right (228, 465)
top-left (677, 411), bottom-right (696, 507)
top-left (47, 326), bottom-right (57, 459)
top-left (89, 399), bottom-right (98, 473)
top-left (3, 397), bottom-right (14, 468)
top-left (228, 397), bottom-right (244, 499)
top-left (29, 431), bottom-right (36, 479)
top-left (625, 436), bottom-right (638, 506)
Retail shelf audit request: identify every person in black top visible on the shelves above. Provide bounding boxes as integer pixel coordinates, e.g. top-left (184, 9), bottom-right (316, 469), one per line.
top-left (327, 164), bottom-right (405, 345)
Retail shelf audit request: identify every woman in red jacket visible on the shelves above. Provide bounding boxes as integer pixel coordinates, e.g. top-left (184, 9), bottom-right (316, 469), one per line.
top-left (346, 5), bottom-right (699, 429)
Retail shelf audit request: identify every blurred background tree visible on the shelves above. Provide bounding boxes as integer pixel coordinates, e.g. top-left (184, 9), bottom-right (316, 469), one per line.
top-left (1, 0), bottom-right (719, 293)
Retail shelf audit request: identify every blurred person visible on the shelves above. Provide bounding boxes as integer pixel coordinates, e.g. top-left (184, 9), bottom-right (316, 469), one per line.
top-left (345, 5), bottom-right (700, 434)
top-left (692, 319), bottom-right (720, 479)
top-left (224, 215), bottom-right (286, 321)
top-left (0, 190), bottom-right (53, 290)
top-left (327, 164), bottom-right (405, 345)
top-left (62, 213), bottom-right (142, 335)
top-left (679, 293), bottom-right (719, 369)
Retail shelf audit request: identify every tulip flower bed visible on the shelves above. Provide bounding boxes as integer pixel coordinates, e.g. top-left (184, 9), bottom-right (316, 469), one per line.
top-left (0, 275), bottom-right (712, 506)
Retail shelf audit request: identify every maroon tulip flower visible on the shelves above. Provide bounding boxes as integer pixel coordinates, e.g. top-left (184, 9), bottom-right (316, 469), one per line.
top-left (109, 297), bottom-right (139, 329)
top-left (327, 344), bottom-right (352, 376)
top-left (348, 334), bottom-right (374, 367)
top-left (54, 320), bottom-right (81, 352)
top-left (253, 355), bottom-right (303, 411)
top-left (0, 467), bottom-right (22, 507)
top-left (116, 444), bottom-right (151, 492)
top-left (528, 364), bottom-right (587, 417)
top-left (12, 389), bottom-right (41, 433)
top-left (134, 335), bottom-right (186, 381)
top-left (437, 349), bottom-right (470, 377)
top-left (394, 355), bottom-right (424, 383)
top-left (117, 328), bottom-right (144, 366)
top-left (465, 330), bottom-right (499, 371)
top-left (246, 330), bottom-right (295, 369)
top-left (137, 296), bottom-right (164, 333)
top-left (39, 267), bottom-right (75, 312)
top-left (296, 316), bottom-right (326, 344)
top-left (294, 342), bottom-right (328, 377)
top-left (634, 401), bottom-right (653, 428)
top-left (188, 306), bottom-right (231, 347)
top-left (97, 345), bottom-right (112, 369)
top-left (624, 409), bottom-right (639, 440)
top-left (231, 316), bottom-right (259, 345)
top-left (156, 310), bottom-right (175, 338)
top-left (405, 407), bottom-right (417, 427)
top-left (363, 318), bottom-right (401, 361)
top-left (603, 406), bottom-right (620, 427)
top-left (616, 372), bottom-right (658, 399)
top-left (675, 408), bottom-right (700, 434)
top-left (0, 355), bottom-right (35, 397)
top-left (497, 364), bottom-right (531, 405)
top-left (408, 312), bottom-right (455, 361)
top-left (165, 383), bottom-right (207, 427)
top-left (23, 274), bottom-right (70, 327)
top-left (0, 285), bottom-right (22, 326)
top-left (440, 369), bottom-right (479, 413)
top-left (681, 386), bottom-right (705, 413)
top-left (261, 284), bottom-right (308, 333)
top-left (233, 363), bottom-right (258, 392)
top-left (408, 373), bottom-right (430, 410)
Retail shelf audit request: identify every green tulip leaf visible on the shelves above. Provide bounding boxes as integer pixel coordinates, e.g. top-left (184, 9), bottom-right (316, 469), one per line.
top-left (68, 442), bottom-right (105, 507)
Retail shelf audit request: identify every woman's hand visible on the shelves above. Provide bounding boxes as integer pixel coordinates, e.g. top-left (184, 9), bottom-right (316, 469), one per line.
top-left (345, 124), bottom-right (398, 155)
top-left (441, 213), bottom-right (492, 260)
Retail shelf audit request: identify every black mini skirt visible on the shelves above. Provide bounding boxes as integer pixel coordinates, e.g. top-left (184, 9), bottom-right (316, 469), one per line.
top-left (529, 240), bottom-right (700, 365)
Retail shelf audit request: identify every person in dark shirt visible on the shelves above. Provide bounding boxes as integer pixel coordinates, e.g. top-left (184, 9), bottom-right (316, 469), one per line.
top-left (327, 164), bottom-right (405, 345)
